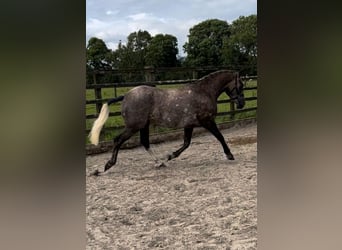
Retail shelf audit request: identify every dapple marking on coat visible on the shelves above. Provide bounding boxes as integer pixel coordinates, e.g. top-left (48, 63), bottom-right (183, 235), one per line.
top-left (89, 70), bottom-right (245, 176)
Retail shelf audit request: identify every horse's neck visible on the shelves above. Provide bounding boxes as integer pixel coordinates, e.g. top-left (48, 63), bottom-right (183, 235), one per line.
top-left (199, 76), bottom-right (228, 100)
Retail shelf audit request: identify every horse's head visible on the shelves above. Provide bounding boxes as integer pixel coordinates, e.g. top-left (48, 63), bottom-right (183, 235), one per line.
top-left (225, 73), bottom-right (245, 109)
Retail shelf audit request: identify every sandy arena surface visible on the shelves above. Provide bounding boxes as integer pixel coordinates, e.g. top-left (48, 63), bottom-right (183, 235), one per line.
top-left (86, 123), bottom-right (257, 249)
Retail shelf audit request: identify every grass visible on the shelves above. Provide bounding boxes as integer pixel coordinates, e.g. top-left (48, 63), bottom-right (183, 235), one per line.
top-left (86, 80), bottom-right (257, 144)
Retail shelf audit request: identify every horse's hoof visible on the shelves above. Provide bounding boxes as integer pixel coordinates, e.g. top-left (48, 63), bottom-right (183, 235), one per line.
top-left (104, 164), bottom-right (111, 172)
top-left (227, 154), bottom-right (235, 160)
top-left (167, 154), bottom-right (173, 161)
top-left (90, 169), bottom-right (100, 176)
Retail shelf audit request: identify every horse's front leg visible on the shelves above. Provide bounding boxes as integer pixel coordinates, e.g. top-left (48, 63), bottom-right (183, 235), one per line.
top-left (167, 127), bottom-right (193, 161)
top-left (200, 120), bottom-right (234, 160)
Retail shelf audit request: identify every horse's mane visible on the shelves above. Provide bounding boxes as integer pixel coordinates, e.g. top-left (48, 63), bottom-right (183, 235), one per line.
top-left (196, 70), bottom-right (236, 84)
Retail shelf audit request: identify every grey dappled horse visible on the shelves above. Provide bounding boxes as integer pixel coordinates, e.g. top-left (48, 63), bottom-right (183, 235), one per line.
top-left (89, 70), bottom-right (245, 175)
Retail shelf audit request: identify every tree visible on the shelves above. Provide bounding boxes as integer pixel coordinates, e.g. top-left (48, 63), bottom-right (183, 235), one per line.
top-left (146, 34), bottom-right (179, 67)
top-left (183, 19), bottom-right (230, 66)
top-left (86, 37), bottom-right (112, 70)
top-left (222, 15), bottom-right (257, 75)
top-left (116, 30), bottom-right (152, 69)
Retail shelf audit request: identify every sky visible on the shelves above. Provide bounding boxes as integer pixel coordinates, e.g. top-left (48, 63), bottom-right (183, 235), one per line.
top-left (86, 0), bottom-right (257, 56)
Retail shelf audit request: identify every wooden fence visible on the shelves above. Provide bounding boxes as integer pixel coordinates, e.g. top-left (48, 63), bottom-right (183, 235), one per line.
top-left (86, 67), bottom-right (257, 146)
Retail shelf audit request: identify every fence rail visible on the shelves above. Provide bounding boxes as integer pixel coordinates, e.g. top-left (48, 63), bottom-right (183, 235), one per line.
top-left (86, 67), bottom-right (257, 145)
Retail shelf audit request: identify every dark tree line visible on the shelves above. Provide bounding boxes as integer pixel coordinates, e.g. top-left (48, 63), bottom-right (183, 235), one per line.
top-left (86, 15), bottom-right (256, 83)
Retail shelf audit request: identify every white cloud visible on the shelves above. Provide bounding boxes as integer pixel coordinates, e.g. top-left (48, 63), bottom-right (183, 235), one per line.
top-left (86, 0), bottom-right (257, 55)
top-left (128, 12), bottom-right (148, 21)
top-left (106, 10), bottom-right (119, 16)
top-left (86, 18), bottom-right (128, 46)
top-left (107, 42), bottom-right (119, 51)
top-left (123, 13), bottom-right (199, 54)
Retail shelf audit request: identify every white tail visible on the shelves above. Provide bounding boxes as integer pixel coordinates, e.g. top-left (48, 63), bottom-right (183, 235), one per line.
top-left (88, 103), bottom-right (109, 145)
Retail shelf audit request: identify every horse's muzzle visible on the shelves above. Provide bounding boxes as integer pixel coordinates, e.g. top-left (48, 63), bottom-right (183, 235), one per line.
top-left (236, 96), bottom-right (245, 109)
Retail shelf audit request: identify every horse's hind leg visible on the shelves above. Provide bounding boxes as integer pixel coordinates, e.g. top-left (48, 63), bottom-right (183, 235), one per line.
top-left (140, 123), bottom-right (164, 166)
top-left (140, 123), bottom-right (155, 160)
top-left (167, 127), bottom-right (193, 161)
top-left (200, 120), bottom-right (235, 160)
top-left (104, 128), bottom-right (136, 172)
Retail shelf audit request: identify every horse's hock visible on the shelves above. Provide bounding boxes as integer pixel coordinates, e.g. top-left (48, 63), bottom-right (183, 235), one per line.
top-left (86, 122), bottom-right (257, 249)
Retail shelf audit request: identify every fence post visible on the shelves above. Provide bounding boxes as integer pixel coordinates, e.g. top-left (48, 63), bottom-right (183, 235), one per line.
top-left (114, 84), bottom-right (117, 97)
top-left (144, 66), bottom-right (155, 82)
top-left (93, 72), bottom-right (102, 115)
top-left (230, 100), bottom-right (235, 120)
top-left (192, 70), bottom-right (198, 79)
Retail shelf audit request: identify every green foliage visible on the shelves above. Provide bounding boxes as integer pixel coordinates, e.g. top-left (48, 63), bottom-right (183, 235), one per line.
top-left (222, 15), bottom-right (257, 75)
top-left (182, 15), bottom-right (257, 75)
top-left (116, 30), bottom-right (152, 69)
top-left (183, 19), bottom-right (230, 67)
top-left (146, 34), bottom-right (179, 67)
top-left (86, 37), bottom-right (120, 85)
top-left (86, 37), bottom-right (112, 70)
